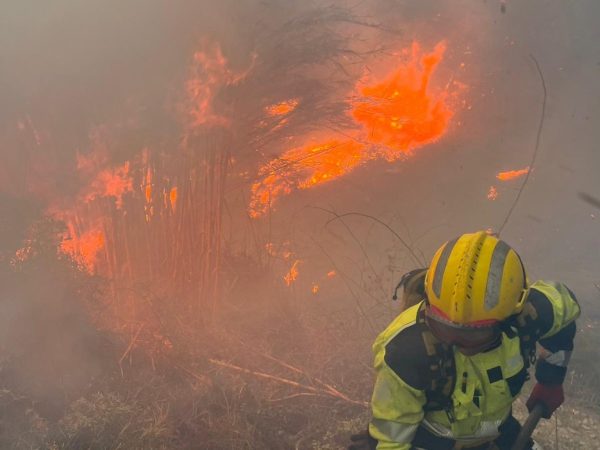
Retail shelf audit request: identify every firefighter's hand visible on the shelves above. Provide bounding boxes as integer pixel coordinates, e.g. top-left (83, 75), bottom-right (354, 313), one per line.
top-left (526, 383), bottom-right (564, 418)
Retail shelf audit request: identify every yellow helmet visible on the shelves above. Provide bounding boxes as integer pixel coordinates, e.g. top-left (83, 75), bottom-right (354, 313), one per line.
top-left (424, 231), bottom-right (527, 325)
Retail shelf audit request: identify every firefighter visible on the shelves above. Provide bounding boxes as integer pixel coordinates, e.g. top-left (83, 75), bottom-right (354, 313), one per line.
top-left (350, 231), bottom-right (580, 450)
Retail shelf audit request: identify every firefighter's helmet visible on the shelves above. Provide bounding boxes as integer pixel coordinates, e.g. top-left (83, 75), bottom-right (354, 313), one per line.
top-left (424, 231), bottom-right (527, 325)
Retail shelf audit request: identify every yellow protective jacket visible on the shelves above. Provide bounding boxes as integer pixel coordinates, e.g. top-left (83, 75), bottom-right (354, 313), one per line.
top-left (369, 280), bottom-right (580, 449)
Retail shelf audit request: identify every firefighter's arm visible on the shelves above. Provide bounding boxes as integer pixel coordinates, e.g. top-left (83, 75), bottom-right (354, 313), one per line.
top-left (521, 281), bottom-right (581, 417)
top-left (526, 281), bottom-right (580, 383)
top-left (369, 360), bottom-right (426, 449)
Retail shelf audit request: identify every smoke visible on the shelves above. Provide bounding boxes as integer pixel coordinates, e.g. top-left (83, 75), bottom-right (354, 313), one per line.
top-left (1, 0), bottom-right (600, 447)
top-left (0, 218), bottom-right (109, 419)
top-left (0, 0), bottom-right (381, 414)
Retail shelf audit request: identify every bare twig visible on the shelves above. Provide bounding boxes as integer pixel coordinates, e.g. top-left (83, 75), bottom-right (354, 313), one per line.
top-left (241, 345), bottom-right (305, 376)
top-left (325, 211), bottom-right (425, 266)
top-left (311, 236), bottom-right (377, 334)
top-left (118, 323), bottom-right (145, 375)
top-left (173, 363), bottom-right (211, 386)
top-left (311, 205), bottom-right (387, 299)
top-left (208, 358), bottom-right (368, 406)
top-left (498, 54), bottom-right (547, 235)
top-left (267, 393), bottom-right (324, 402)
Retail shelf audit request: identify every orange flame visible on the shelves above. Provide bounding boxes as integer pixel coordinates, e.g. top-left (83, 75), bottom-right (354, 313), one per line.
top-left (327, 270), bottom-right (336, 278)
top-left (51, 142), bottom-right (134, 270)
top-left (284, 259), bottom-right (301, 286)
top-left (352, 41), bottom-right (452, 156)
top-left (169, 187), bottom-right (178, 211)
top-left (60, 224), bottom-right (105, 273)
top-left (144, 167), bottom-right (153, 204)
top-left (83, 162), bottom-right (133, 209)
top-left (266, 98), bottom-right (299, 116)
top-left (186, 43), bottom-right (254, 129)
top-left (312, 283), bottom-right (319, 295)
top-left (250, 41), bottom-right (455, 216)
top-left (264, 241), bottom-right (293, 259)
top-left (496, 167), bottom-right (530, 181)
top-left (249, 139), bottom-right (365, 216)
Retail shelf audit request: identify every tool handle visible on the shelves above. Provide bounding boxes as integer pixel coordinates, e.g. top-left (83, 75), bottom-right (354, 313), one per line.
top-left (511, 404), bottom-right (547, 450)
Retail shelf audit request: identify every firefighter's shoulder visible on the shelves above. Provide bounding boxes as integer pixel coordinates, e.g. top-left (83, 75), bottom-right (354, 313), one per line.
top-left (516, 280), bottom-right (580, 338)
top-left (379, 304), bottom-right (433, 391)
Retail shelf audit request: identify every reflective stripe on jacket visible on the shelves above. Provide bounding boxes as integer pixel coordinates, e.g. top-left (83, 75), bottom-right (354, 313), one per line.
top-left (518, 280), bottom-right (580, 384)
top-left (369, 280), bottom-right (580, 450)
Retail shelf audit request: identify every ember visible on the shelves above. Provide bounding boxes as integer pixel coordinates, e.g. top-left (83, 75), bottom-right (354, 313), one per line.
top-left (496, 167), bottom-right (530, 181)
top-left (284, 260), bottom-right (301, 287)
top-left (11, 243), bottom-right (34, 267)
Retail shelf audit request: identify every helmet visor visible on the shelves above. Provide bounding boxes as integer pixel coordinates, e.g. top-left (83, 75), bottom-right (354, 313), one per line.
top-left (425, 313), bottom-right (500, 350)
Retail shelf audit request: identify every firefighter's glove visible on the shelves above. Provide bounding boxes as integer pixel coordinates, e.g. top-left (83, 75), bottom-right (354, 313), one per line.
top-left (526, 383), bottom-right (564, 418)
top-left (348, 431), bottom-right (376, 450)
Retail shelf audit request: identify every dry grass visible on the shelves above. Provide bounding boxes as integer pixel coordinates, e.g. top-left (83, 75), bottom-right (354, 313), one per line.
top-left (1, 253), bottom-right (376, 449)
top-left (3, 281), bottom-right (600, 450)
top-left (2, 223), bottom-right (599, 449)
